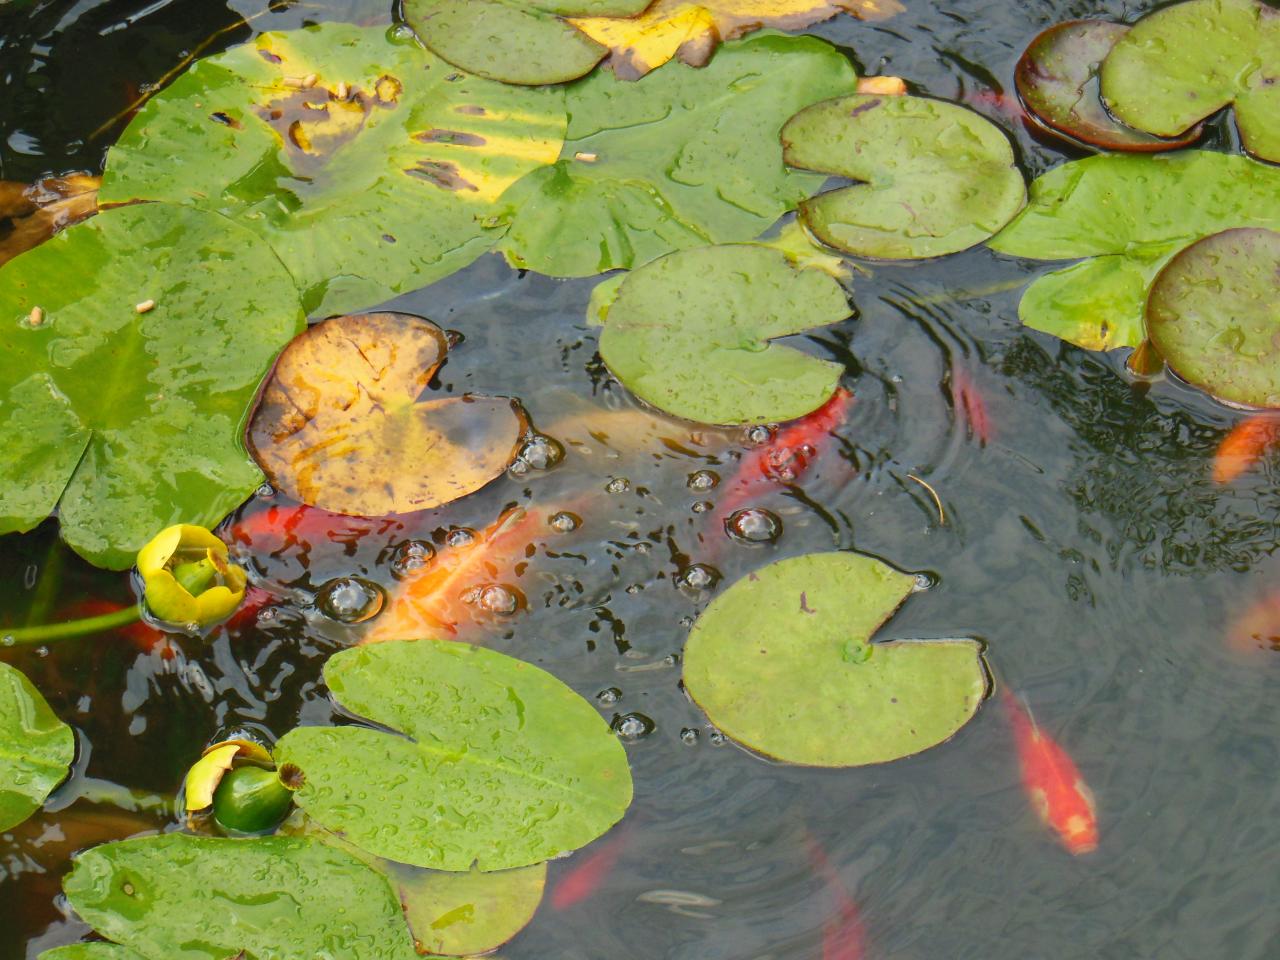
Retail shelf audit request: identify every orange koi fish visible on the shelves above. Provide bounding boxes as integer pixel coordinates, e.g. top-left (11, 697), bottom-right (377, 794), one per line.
top-left (717, 388), bottom-right (855, 519)
top-left (227, 501), bottom-right (391, 556)
top-left (550, 826), bottom-right (631, 911)
top-left (363, 506), bottom-right (544, 643)
top-left (1212, 414), bottom-right (1280, 484)
top-left (1224, 591), bottom-right (1280, 656)
top-left (805, 835), bottom-right (866, 960)
top-left (949, 367), bottom-right (992, 446)
top-left (1002, 690), bottom-right (1098, 855)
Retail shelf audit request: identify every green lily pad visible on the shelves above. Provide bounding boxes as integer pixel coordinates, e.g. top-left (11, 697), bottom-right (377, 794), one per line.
top-left (39, 946), bottom-right (149, 960)
top-left (403, 0), bottom-right (653, 86)
top-left (100, 23), bottom-right (567, 317)
top-left (682, 552), bottom-right (988, 767)
top-left (496, 32), bottom-right (859, 277)
top-left (989, 151), bottom-right (1280, 352)
top-left (1101, 0), bottom-right (1280, 163)
top-left (1016, 20), bottom-right (1201, 152)
top-left (0, 202), bottom-right (303, 569)
top-left (0, 661), bottom-right (74, 832)
top-left (1148, 228), bottom-right (1280, 408)
top-left (62, 834), bottom-right (419, 960)
top-left (597, 244), bottom-right (849, 424)
top-left (275, 639), bottom-right (632, 871)
top-left (781, 93), bottom-right (1026, 259)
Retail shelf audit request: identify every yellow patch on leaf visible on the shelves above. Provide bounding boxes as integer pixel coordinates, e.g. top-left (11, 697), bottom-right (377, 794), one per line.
top-left (571, 0), bottom-right (905, 79)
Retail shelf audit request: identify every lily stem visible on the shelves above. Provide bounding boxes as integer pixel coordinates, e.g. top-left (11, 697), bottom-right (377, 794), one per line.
top-left (3, 604), bottom-right (142, 645)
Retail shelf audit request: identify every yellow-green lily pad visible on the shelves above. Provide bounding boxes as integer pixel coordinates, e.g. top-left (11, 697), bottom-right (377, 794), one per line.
top-left (683, 552), bottom-right (988, 767)
top-left (0, 661), bottom-right (74, 832)
top-left (1101, 0), bottom-right (1280, 163)
top-left (781, 93), bottom-right (1026, 259)
top-left (39, 947), bottom-right (149, 960)
top-left (1148, 228), bottom-right (1280, 408)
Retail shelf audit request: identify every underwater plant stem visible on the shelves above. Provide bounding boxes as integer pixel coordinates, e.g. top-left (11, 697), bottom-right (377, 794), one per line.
top-left (3, 604), bottom-right (142, 645)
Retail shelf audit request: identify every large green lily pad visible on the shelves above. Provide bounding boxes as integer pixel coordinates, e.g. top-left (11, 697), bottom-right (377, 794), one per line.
top-left (496, 32), bottom-right (858, 277)
top-left (1016, 20), bottom-right (1201, 152)
top-left (598, 244), bottom-right (849, 424)
top-left (39, 947), bottom-right (149, 960)
top-left (1148, 228), bottom-right (1280, 408)
top-left (0, 202), bottom-right (303, 569)
top-left (989, 151), bottom-right (1280, 352)
top-left (781, 93), bottom-right (1026, 259)
top-left (62, 834), bottom-right (419, 960)
top-left (404, 0), bottom-right (653, 86)
top-left (0, 661), bottom-right (74, 832)
top-left (275, 639), bottom-right (632, 871)
top-left (1101, 0), bottom-right (1280, 163)
top-left (100, 23), bottom-right (567, 317)
top-left (683, 552), bottom-right (988, 767)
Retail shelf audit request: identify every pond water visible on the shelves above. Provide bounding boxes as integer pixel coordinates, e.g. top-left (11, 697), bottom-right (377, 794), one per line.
top-left (1, 0), bottom-right (1277, 958)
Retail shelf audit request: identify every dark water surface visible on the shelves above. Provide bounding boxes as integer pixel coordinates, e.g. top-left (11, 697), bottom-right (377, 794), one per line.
top-left (2, 1), bottom-right (1278, 958)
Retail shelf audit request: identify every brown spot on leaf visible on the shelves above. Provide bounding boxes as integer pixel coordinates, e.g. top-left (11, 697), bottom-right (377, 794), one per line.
top-left (258, 49), bottom-right (283, 64)
top-left (849, 99), bottom-right (882, 118)
top-left (0, 173), bottom-right (100, 267)
top-left (406, 160), bottom-right (479, 193)
top-left (456, 104), bottom-right (487, 116)
top-left (415, 128), bottom-right (487, 147)
top-left (210, 111), bottom-right (242, 129)
top-left (374, 74), bottom-right (403, 105)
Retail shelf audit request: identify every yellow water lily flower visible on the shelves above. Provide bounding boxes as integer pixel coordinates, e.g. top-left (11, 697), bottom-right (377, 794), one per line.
top-left (136, 524), bottom-right (246, 627)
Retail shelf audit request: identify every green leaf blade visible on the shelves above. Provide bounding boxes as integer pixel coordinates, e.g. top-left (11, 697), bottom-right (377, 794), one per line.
top-left (0, 662), bottom-right (75, 832)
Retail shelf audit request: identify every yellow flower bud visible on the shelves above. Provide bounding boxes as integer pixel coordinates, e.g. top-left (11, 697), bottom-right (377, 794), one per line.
top-left (136, 524), bottom-right (246, 627)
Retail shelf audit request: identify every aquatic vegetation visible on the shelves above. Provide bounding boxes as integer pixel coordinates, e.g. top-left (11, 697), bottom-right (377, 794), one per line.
top-left (0, 661), bottom-right (74, 832)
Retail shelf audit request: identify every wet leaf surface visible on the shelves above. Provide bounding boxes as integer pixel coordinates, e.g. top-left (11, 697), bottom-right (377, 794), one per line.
top-left (682, 552), bottom-right (988, 766)
top-left (39, 946), bottom-right (149, 960)
top-left (1101, 0), bottom-right (1280, 163)
top-left (989, 151), bottom-right (1280, 352)
top-left (1015, 20), bottom-right (1200, 152)
top-left (100, 23), bottom-right (567, 317)
top-left (598, 244), bottom-right (849, 424)
top-left (1147, 228), bottom-right (1280, 409)
top-left (0, 202), bottom-right (304, 569)
top-left (62, 834), bottom-right (419, 960)
top-left (0, 661), bottom-right (74, 832)
top-left (275, 639), bottom-right (633, 871)
top-left (0, 174), bottom-right (100, 267)
top-left (570, 0), bottom-right (903, 80)
top-left (782, 94), bottom-right (1026, 259)
top-left (247, 312), bottom-right (525, 517)
top-left (496, 33), bottom-right (858, 277)
top-left (404, 0), bottom-right (654, 86)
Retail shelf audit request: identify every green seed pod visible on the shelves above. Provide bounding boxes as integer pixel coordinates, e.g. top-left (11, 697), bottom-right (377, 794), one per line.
top-left (211, 765), bottom-right (298, 834)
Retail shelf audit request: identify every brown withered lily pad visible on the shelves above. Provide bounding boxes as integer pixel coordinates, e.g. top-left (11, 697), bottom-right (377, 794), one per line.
top-left (0, 174), bottom-right (99, 267)
top-left (1147, 228), bottom-right (1280, 409)
top-left (1015, 20), bottom-right (1201, 152)
top-left (247, 312), bottom-right (525, 516)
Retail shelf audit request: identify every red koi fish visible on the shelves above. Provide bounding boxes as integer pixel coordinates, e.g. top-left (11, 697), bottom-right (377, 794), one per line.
top-left (363, 506), bottom-right (544, 643)
top-left (960, 89), bottom-right (1027, 122)
top-left (226, 501), bottom-right (389, 556)
top-left (1002, 690), bottom-right (1098, 855)
top-left (805, 835), bottom-right (866, 960)
top-left (949, 367), bottom-right (992, 446)
top-left (717, 388), bottom-right (855, 519)
top-left (1212, 414), bottom-right (1280, 484)
top-left (550, 826), bottom-right (630, 911)
top-left (1224, 591), bottom-right (1280, 656)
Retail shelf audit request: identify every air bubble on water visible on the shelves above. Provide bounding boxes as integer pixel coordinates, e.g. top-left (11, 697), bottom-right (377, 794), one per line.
top-left (519, 434), bottom-right (565, 471)
top-left (913, 572), bottom-right (936, 592)
top-left (316, 577), bottom-right (385, 624)
top-left (35, 645), bottom-right (49, 658)
top-left (678, 615), bottom-right (695, 627)
top-left (2, 635), bottom-right (15, 647)
top-left (257, 606), bottom-right (279, 624)
top-left (724, 508), bottom-right (782, 545)
top-left (255, 483), bottom-right (275, 498)
top-left (743, 424), bottom-right (775, 446)
top-left (612, 712), bottom-right (655, 740)
top-left (708, 731), bottom-right (727, 747)
top-left (596, 687), bottom-right (622, 705)
top-left (391, 540), bottom-right (435, 579)
top-left (691, 500), bottom-right (713, 514)
top-left (386, 22), bottom-right (416, 43)
top-left (677, 563), bottom-right (720, 594)
top-left (508, 459), bottom-right (531, 478)
top-left (687, 470), bottom-right (719, 492)
top-left (680, 727), bottom-right (699, 745)
top-left (606, 477), bottom-right (631, 494)
top-left (549, 511), bottom-right (580, 533)
top-left (477, 584), bottom-right (521, 616)
top-left (445, 527), bottom-right (477, 549)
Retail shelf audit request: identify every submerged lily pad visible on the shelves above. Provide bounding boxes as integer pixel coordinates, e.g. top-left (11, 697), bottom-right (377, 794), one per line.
top-left (403, 0), bottom-right (654, 86)
top-left (570, 0), bottom-right (904, 80)
top-left (682, 552), bottom-right (988, 766)
top-left (1147, 228), bottom-right (1280, 408)
top-left (598, 244), bottom-right (849, 424)
top-left (0, 662), bottom-right (74, 832)
top-left (247, 312), bottom-right (524, 517)
top-left (275, 639), bottom-right (632, 871)
top-left (1101, 0), bottom-right (1280, 163)
top-left (989, 151), bottom-right (1280, 352)
top-left (39, 947), bottom-right (149, 960)
top-left (100, 23), bottom-right (566, 317)
top-left (496, 32), bottom-right (858, 277)
top-left (782, 93), bottom-right (1026, 259)
top-left (63, 834), bottom-right (418, 960)
top-left (1016, 20), bottom-right (1200, 152)
top-left (0, 202), bottom-right (303, 569)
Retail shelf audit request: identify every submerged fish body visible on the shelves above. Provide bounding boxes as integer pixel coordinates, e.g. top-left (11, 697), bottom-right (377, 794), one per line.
top-left (949, 367), bottom-right (992, 446)
top-left (805, 835), bottom-right (866, 960)
top-left (1002, 690), bottom-right (1098, 856)
top-left (1212, 414), bottom-right (1280, 484)
top-left (550, 826), bottom-right (630, 911)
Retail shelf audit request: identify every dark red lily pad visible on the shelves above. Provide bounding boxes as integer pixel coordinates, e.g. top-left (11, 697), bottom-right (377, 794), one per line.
top-left (1147, 228), bottom-right (1280, 409)
top-left (1016, 20), bottom-right (1201, 152)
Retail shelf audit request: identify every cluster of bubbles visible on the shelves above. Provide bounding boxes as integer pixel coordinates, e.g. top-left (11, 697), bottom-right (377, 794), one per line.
top-left (509, 433), bottom-right (565, 478)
